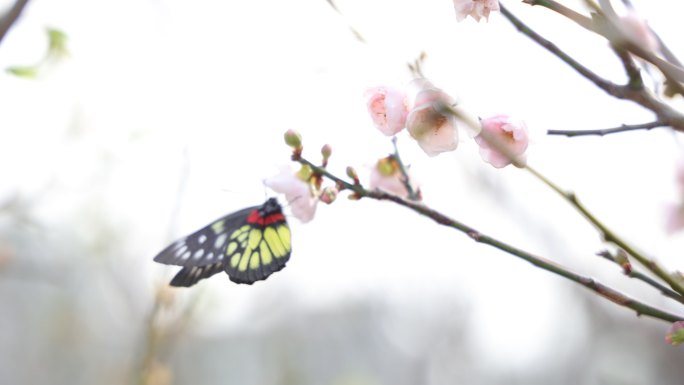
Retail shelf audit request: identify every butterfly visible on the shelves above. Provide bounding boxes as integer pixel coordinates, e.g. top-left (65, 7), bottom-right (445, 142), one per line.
top-left (153, 198), bottom-right (291, 287)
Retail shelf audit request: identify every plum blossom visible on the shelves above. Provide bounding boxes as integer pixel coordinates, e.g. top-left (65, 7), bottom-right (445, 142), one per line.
top-left (405, 80), bottom-right (459, 157)
top-left (666, 321), bottom-right (684, 346)
top-left (453, 0), bottom-right (500, 22)
top-left (365, 86), bottom-right (409, 136)
top-left (369, 156), bottom-right (419, 199)
top-left (665, 204), bottom-right (684, 235)
top-left (617, 12), bottom-right (659, 53)
top-left (265, 166), bottom-right (317, 223)
top-left (664, 160), bottom-right (684, 234)
top-left (475, 114), bottom-right (529, 168)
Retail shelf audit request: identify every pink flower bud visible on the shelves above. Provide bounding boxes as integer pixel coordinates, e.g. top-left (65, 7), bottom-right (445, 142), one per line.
top-left (618, 13), bottom-right (659, 53)
top-left (321, 144), bottom-right (332, 161)
top-left (475, 114), bottom-right (529, 168)
top-left (666, 321), bottom-right (684, 346)
top-left (365, 86), bottom-right (409, 136)
top-left (346, 166), bottom-right (360, 184)
top-left (453, 0), bottom-right (500, 22)
top-left (319, 186), bottom-right (338, 204)
top-left (284, 129), bottom-right (302, 149)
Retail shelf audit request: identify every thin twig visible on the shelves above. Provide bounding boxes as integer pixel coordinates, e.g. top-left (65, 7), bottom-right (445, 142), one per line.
top-left (522, 0), bottom-right (593, 30)
top-left (391, 137), bottom-right (419, 201)
top-left (611, 45), bottom-right (643, 90)
top-left (0, 0), bottom-right (30, 47)
top-left (597, 250), bottom-right (684, 305)
top-left (500, 3), bottom-right (684, 131)
top-left (294, 155), bottom-right (684, 324)
top-left (524, 164), bottom-right (684, 297)
top-left (547, 121), bottom-right (665, 137)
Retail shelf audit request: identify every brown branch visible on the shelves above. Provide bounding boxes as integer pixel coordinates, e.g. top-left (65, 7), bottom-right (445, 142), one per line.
top-left (500, 3), bottom-right (684, 132)
top-left (0, 0), bottom-right (30, 47)
top-left (296, 155), bottom-right (684, 324)
top-left (547, 121), bottom-right (665, 137)
top-left (597, 250), bottom-right (684, 305)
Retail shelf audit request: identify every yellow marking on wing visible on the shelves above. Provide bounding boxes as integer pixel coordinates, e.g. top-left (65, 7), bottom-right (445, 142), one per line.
top-left (211, 220), bottom-right (225, 234)
top-left (226, 241), bottom-right (238, 255)
top-left (248, 229), bottom-right (262, 249)
top-left (229, 225), bottom-right (250, 239)
top-left (264, 227), bottom-right (285, 257)
top-left (239, 251), bottom-right (251, 272)
top-left (277, 225), bottom-right (291, 251)
top-left (230, 252), bottom-right (241, 268)
top-left (238, 232), bottom-right (249, 243)
top-left (249, 252), bottom-right (261, 269)
top-left (260, 241), bottom-right (272, 265)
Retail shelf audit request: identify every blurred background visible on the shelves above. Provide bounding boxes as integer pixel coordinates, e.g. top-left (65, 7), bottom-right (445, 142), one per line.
top-left (1, 0), bottom-right (684, 384)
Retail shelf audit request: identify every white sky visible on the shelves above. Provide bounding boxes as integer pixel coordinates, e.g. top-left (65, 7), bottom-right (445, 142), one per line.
top-left (2, 0), bottom-right (684, 371)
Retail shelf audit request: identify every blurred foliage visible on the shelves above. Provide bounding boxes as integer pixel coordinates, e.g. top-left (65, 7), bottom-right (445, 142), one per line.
top-left (5, 27), bottom-right (67, 78)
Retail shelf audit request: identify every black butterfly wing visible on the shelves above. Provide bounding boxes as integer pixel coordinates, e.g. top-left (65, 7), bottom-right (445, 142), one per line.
top-left (222, 213), bottom-right (292, 285)
top-left (153, 205), bottom-right (257, 268)
top-left (154, 198), bottom-right (291, 287)
top-left (169, 262), bottom-right (225, 287)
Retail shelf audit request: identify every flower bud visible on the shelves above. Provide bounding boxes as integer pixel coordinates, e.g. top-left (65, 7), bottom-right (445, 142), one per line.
top-left (319, 186), bottom-right (338, 204)
top-left (321, 144), bottom-right (332, 167)
top-left (346, 166), bottom-right (360, 184)
top-left (666, 321), bottom-right (684, 346)
top-left (284, 129), bottom-right (302, 149)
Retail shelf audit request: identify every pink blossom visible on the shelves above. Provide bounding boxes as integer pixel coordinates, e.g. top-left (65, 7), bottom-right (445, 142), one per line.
top-left (365, 86), bottom-right (409, 136)
top-left (665, 204), bottom-right (684, 235)
top-left (405, 80), bottom-right (458, 157)
top-left (618, 13), bottom-right (659, 53)
top-left (664, 160), bottom-right (684, 234)
top-left (453, 0), bottom-right (500, 22)
top-left (264, 167), bottom-right (317, 223)
top-left (665, 321), bottom-right (684, 346)
top-left (369, 157), bottom-right (419, 199)
top-left (475, 115), bottom-right (529, 168)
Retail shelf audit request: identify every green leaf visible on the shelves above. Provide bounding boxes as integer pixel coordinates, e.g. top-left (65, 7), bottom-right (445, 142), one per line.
top-left (6, 66), bottom-right (39, 78)
top-left (47, 28), bottom-right (69, 58)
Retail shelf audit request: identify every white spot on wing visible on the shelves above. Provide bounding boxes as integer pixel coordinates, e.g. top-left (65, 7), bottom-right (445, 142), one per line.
top-left (198, 234), bottom-right (207, 244)
top-left (193, 249), bottom-right (204, 259)
top-left (206, 252), bottom-right (214, 260)
top-left (181, 251), bottom-right (191, 260)
top-left (175, 245), bottom-right (188, 257)
top-left (214, 233), bottom-right (228, 249)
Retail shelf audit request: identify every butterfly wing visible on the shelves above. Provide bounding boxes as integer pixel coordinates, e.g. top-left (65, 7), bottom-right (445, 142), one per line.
top-left (168, 262), bottom-right (225, 287)
top-left (222, 213), bottom-right (292, 285)
top-left (153, 198), bottom-right (292, 287)
top-left (219, 198), bottom-right (292, 284)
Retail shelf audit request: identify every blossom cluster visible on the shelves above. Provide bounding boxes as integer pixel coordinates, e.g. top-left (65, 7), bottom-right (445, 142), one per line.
top-left (366, 80), bottom-right (529, 168)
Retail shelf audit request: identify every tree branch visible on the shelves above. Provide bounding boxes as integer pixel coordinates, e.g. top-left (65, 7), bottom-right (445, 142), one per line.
top-left (525, 165), bottom-right (684, 297)
top-left (500, 3), bottom-right (684, 132)
top-left (0, 0), bottom-right (30, 47)
top-left (597, 250), bottom-right (684, 305)
top-left (295, 155), bottom-right (684, 324)
top-left (547, 121), bottom-right (665, 137)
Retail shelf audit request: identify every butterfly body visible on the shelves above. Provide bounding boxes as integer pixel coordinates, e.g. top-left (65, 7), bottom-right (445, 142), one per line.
top-left (153, 198), bottom-right (291, 287)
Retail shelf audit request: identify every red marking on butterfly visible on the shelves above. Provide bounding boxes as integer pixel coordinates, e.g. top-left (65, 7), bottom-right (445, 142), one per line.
top-left (246, 210), bottom-right (285, 225)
